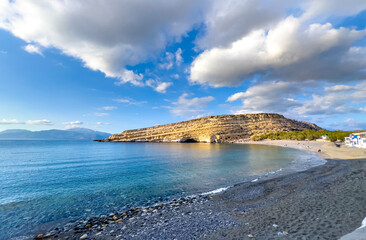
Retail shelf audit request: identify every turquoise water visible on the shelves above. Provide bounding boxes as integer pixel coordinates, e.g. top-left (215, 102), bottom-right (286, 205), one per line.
top-left (0, 140), bottom-right (322, 239)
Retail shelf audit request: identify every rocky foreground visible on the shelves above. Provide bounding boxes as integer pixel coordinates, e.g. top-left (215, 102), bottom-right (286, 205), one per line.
top-left (33, 158), bottom-right (366, 240)
top-left (100, 113), bottom-right (321, 143)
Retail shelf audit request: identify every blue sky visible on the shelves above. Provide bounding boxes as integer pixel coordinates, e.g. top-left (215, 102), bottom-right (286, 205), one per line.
top-left (0, 0), bottom-right (365, 133)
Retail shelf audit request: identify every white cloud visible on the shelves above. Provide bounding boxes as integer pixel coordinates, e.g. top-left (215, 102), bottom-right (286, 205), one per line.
top-left (65, 120), bottom-right (83, 125)
top-left (101, 106), bottom-right (117, 111)
top-left (23, 44), bottom-right (43, 56)
top-left (228, 81), bottom-right (366, 116)
top-left (175, 48), bottom-right (183, 65)
top-left (113, 98), bottom-right (147, 106)
top-left (302, 0), bottom-right (366, 20)
top-left (328, 118), bottom-right (366, 131)
top-left (0, 119), bottom-right (22, 124)
top-left (94, 113), bottom-right (109, 117)
top-left (96, 122), bottom-right (110, 126)
top-left (169, 93), bottom-right (214, 117)
top-left (324, 85), bottom-right (354, 92)
top-left (172, 74), bottom-right (180, 79)
top-left (0, 118), bottom-right (53, 125)
top-left (159, 52), bottom-right (175, 70)
top-left (227, 81), bottom-right (303, 114)
top-left (63, 120), bottom-right (83, 129)
top-left (114, 70), bottom-right (144, 86)
top-left (191, 16), bottom-right (366, 87)
top-left (146, 79), bottom-right (173, 93)
top-left (197, 0), bottom-right (290, 49)
top-left (0, 0), bottom-right (206, 87)
top-left (293, 82), bottom-right (366, 115)
top-left (26, 119), bottom-right (53, 125)
top-left (159, 48), bottom-right (183, 70)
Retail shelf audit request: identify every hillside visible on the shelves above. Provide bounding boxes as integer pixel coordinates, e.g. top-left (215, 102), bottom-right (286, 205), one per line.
top-left (100, 113), bottom-right (321, 143)
top-left (0, 128), bottom-right (111, 140)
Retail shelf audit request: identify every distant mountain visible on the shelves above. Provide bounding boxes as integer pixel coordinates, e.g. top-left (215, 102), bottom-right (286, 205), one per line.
top-left (0, 128), bottom-right (111, 140)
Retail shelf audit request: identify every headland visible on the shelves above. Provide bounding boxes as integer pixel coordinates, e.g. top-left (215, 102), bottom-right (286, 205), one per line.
top-left (98, 113), bottom-right (321, 143)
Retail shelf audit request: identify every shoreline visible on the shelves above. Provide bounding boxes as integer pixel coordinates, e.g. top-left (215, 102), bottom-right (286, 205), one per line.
top-left (27, 141), bottom-right (366, 240)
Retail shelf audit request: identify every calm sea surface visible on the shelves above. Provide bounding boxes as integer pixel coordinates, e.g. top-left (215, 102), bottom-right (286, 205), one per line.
top-left (0, 140), bottom-right (323, 239)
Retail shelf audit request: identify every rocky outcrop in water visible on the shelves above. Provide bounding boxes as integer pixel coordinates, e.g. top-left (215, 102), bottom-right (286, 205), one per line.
top-left (100, 113), bottom-right (321, 143)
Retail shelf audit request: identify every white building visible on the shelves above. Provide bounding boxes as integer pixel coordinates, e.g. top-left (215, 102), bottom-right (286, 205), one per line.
top-left (345, 132), bottom-right (366, 148)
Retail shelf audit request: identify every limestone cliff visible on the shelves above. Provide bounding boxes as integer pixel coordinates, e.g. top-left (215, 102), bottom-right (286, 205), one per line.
top-left (101, 113), bottom-right (321, 143)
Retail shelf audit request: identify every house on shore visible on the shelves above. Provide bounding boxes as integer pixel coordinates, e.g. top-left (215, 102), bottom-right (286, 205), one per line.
top-left (345, 132), bottom-right (366, 148)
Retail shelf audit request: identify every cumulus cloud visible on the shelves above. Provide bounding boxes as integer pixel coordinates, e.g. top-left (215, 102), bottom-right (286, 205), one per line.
top-left (293, 82), bottom-right (366, 115)
top-left (197, 0), bottom-right (290, 49)
top-left (227, 81), bottom-right (304, 114)
top-left (63, 120), bottom-right (83, 129)
top-left (191, 16), bottom-right (366, 87)
top-left (23, 44), bottom-right (43, 55)
top-left (302, 0), bottom-right (366, 20)
top-left (228, 81), bottom-right (366, 116)
top-left (146, 80), bottom-right (173, 93)
top-left (169, 93), bottom-right (214, 117)
top-left (114, 70), bottom-right (144, 86)
top-left (0, 0), bottom-right (206, 86)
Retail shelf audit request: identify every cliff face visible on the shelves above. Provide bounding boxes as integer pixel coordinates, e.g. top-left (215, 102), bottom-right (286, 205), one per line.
top-left (103, 113), bottom-right (321, 143)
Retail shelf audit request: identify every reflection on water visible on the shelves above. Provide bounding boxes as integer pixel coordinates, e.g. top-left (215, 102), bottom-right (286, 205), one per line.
top-left (0, 140), bottom-right (316, 239)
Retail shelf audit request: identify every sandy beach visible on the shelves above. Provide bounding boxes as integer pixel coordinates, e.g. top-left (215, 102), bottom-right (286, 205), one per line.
top-left (241, 139), bottom-right (366, 160)
top-left (32, 142), bottom-right (366, 240)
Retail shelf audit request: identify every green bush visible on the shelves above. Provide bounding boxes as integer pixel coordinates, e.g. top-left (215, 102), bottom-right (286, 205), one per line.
top-left (254, 129), bottom-right (354, 142)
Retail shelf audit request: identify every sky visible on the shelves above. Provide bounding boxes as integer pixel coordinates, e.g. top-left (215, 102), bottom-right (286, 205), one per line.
top-left (0, 0), bottom-right (366, 133)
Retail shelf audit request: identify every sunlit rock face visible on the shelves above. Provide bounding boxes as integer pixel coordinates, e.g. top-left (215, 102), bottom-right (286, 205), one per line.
top-left (104, 113), bottom-right (321, 143)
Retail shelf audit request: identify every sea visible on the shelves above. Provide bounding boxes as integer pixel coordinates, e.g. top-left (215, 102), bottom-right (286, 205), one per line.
top-left (0, 140), bottom-right (325, 239)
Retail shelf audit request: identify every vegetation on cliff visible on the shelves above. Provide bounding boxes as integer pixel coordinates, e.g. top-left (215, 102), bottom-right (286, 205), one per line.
top-left (252, 129), bottom-right (353, 142)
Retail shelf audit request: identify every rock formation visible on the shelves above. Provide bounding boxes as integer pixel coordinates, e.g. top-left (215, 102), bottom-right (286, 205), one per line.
top-left (100, 113), bottom-right (321, 143)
